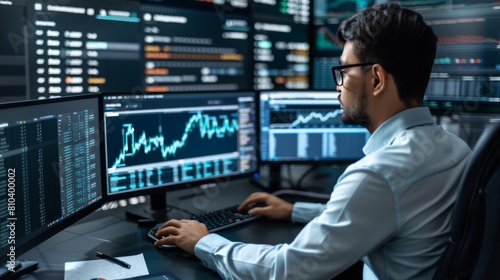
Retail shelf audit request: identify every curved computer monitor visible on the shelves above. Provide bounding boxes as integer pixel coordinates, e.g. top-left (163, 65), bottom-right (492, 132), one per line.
top-left (0, 94), bottom-right (105, 278)
top-left (102, 91), bottom-right (258, 221)
top-left (258, 90), bottom-right (371, 188)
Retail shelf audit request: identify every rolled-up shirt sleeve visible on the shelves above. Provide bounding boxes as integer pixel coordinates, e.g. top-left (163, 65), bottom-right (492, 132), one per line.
top-left (194, 169), bottom-right (397, 280)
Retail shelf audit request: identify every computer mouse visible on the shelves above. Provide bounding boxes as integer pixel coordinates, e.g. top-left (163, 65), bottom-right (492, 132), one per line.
top-left (148, 223), bottom-right (178, 249)
top-left (237, 202), bottom-right (266, 214)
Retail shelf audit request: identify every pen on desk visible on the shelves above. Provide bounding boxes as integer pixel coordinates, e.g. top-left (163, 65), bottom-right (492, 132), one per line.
top-left (95, 251), bottom-right (131, 269)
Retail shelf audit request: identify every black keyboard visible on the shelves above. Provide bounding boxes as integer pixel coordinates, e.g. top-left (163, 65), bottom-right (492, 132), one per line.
top-left (189, 204), bottom-right (262, 232)
top-left (148, 204), bottom-right (262, 248)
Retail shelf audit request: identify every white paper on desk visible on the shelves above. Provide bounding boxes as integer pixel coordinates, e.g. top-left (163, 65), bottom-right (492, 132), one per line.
top-left (64, 253), bottom-right (149, 280)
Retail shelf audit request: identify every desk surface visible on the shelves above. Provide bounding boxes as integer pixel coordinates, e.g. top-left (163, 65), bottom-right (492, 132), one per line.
top-left (19, 179), bottom-right (317, 279)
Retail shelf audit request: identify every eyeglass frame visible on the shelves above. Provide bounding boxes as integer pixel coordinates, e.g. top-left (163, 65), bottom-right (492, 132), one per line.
top-left (331, 62), bottom-right (378, 87)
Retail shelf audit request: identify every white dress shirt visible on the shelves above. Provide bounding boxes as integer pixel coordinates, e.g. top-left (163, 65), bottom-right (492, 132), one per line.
top-left (194, 107), bottom-right (471, 279)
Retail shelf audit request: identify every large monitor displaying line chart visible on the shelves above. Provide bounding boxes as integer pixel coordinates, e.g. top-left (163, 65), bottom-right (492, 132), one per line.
top-left (259, 90), bottom-right (370, 163)
top-left (102, 91), bottom-right (258, 220)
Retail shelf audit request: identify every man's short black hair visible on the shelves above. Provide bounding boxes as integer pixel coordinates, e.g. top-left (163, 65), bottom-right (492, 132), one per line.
top-left (336, 2), bottom-right (437, 106)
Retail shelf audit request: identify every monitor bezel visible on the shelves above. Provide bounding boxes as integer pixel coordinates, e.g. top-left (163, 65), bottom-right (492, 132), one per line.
top-left (101, 91), bottom-right (260, 201)
top-left (0, 94), bottom-right (106, 264)
top-left (257, 90), bottom-right (369, 165)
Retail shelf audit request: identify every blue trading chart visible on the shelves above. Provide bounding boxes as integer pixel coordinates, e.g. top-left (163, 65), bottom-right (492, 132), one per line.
top-left (107, 111), bottom-right (239, 169)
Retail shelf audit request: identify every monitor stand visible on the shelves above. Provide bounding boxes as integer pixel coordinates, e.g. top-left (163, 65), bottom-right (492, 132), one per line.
top-left (0, 261), bottom-right (38, 280)
top-left (125, 193), bottom-right (171, 223)
top-left (251, 163), bottom-right (282, 192)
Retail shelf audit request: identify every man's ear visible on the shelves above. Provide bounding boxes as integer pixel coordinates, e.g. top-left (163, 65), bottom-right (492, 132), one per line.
top-left (371, 64), bottom-right (387, 97)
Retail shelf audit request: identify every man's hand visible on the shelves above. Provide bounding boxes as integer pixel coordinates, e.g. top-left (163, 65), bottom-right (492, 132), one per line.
top-left (154, 219), bottom-right (209, 254)
top-left (238, 192), bottom-right (293, 220)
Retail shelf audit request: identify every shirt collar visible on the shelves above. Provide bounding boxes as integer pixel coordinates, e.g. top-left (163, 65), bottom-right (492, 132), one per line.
top-left (362, 107), bottom-right (435, 155)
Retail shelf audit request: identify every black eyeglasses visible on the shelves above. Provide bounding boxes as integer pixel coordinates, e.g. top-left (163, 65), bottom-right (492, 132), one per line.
top-left (331, 63), bottom-right (376, 86)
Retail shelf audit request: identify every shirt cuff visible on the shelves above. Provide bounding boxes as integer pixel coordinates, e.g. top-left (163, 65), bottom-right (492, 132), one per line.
top-left (194, 234), bottom-right (231, 270)
top-left (291, 202), bottom-right (326, 223)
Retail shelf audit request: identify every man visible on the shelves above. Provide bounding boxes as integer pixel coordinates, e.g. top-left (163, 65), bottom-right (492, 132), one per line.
top-left (154, 2), bottom-right (471, 279)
